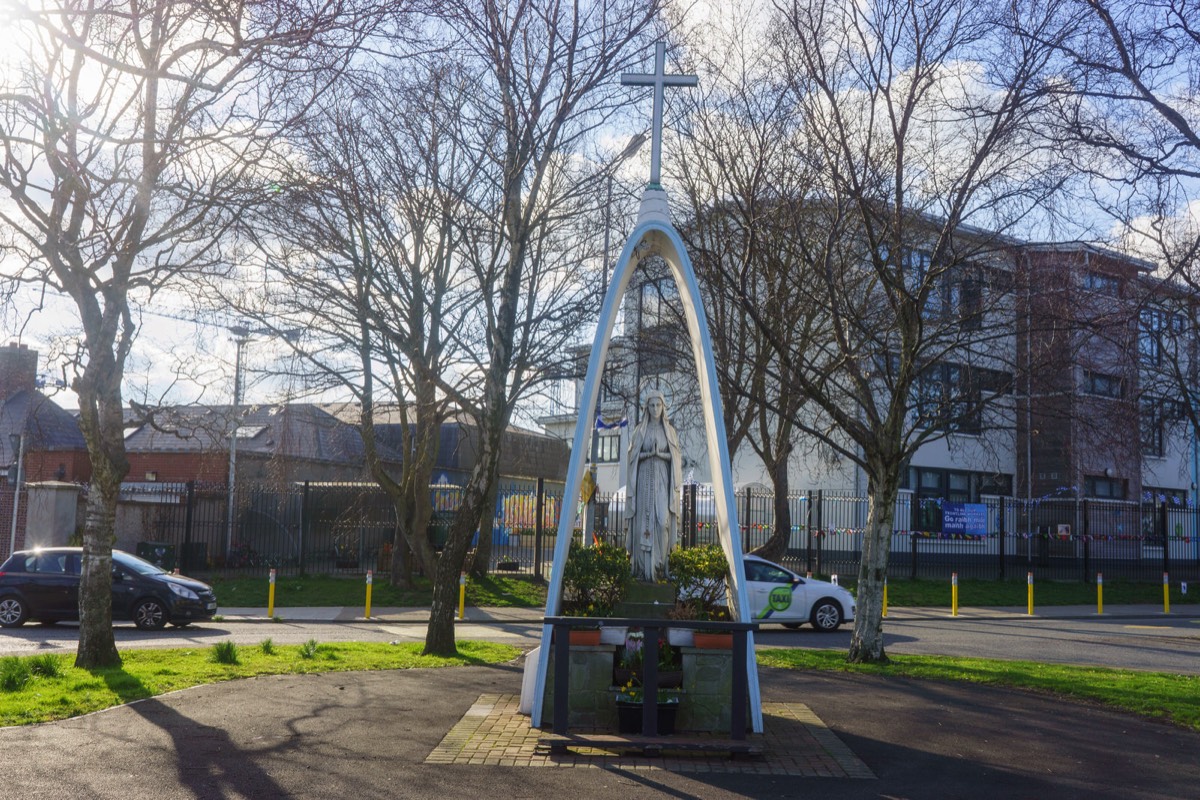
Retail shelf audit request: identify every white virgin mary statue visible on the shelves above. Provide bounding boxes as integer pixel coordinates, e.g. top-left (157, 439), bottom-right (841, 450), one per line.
top-left (624, 390), bottom-right (682, 581)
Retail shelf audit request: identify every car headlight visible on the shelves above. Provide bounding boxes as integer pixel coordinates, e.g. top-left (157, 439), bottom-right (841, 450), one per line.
top-left (168, 583), bottom-right (199, 600)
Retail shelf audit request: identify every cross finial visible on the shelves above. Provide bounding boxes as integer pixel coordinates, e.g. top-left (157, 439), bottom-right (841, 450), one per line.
top-left (621, 42), bottom-right (698, 187)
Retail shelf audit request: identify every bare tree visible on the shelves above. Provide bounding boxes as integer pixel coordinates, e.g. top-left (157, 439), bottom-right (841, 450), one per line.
top-left (670, 11), bottom-right (823, 560)
top-left (409, 0), bottom-right (660, 655)
top-left (0, 0), bottom-right (377, 667)
top-left (225, 51), bottom-right (486, 591)
top-left (708, 0), bottom-right (1071, 662)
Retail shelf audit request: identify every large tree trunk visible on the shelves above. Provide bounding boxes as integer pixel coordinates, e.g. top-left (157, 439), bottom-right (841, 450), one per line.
top-left (73, 361), bottom-right (127, 669)
top-left (753, 450), bottom-right (793, 561)
top-left (847, 464), bottom-right (900, 664)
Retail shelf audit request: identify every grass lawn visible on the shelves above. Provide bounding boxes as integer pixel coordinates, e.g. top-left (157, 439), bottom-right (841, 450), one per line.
top-left (207, 573), bottom-right (546, 609)
top-left (758, 648), bottom-right (1200, 733)
top-left (839, 576), bottom-right (1198, 607)
top-left (0, 640), bottom-right (520, 727)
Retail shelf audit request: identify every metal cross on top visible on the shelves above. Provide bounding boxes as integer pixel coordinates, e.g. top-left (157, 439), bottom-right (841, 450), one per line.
top-left (621, 42), bottom-right (698, 187)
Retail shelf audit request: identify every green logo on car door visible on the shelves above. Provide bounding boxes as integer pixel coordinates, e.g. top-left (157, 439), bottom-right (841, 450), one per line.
top-left (768, 586), bottom-right (792, 611)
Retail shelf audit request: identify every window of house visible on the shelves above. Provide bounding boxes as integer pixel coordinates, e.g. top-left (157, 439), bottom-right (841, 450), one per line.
top-left (1084, 475), bottom-right (1126, 499)
top-left (594, 433), bottom-right (621, 463)
top-left (1082, 370), bottom-right (1123, 398)
top-left (1083, 271), bottom-right (1121, 295)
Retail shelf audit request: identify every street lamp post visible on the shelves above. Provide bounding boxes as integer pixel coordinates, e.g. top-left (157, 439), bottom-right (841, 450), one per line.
top-left (224, 323), bottom-right (301, 560)
top-left (8, 432), bottom-right (24, 557)
top-left (225, 328), bottom-right (250, 559)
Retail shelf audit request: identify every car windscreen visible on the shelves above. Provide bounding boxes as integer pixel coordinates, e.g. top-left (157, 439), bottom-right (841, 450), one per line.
top-left (112, 551), bottom-right (167, 576)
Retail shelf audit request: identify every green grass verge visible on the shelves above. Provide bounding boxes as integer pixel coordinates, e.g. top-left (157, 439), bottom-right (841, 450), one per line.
top-left (836, 576), bottom-right (1198, 607)
top-left (206, 573), bottom-right (546, 609)
top-left (758, 648), bottom-right (1200, 732)
top-left (0, 641), bottom-right (520, 727)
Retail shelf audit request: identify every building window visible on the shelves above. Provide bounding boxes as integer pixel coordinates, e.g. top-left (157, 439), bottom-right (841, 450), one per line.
top-left (639, 277), bottom-right (680, 330)
top-left (1082, 271), bottom-right (1120, 295)
top-left (1140, 399), bottom-right (1165, 457)
top-left (594, 434), bottom-right (621, 463)
top-left (914, 362), bottom-right (983, 434)
top-left (1143, 486), bottom-right (1187, 506)
top-left (599, 361), bottom-right (623, 405)
top-left (1084, 475), bottom-right (1126, 499)
top-left (1082, 370), bottom-right (1123, 399)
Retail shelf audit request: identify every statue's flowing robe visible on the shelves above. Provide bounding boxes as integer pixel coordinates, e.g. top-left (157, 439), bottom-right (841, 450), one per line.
top-left (625, 417), bottom-right (682, 580)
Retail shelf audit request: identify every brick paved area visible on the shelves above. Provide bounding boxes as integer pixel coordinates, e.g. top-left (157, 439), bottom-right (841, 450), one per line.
top-left (426, 694), bottom-right (874, 777)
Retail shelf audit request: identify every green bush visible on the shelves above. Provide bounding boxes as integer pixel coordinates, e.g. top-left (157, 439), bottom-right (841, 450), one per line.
top-left (28, 654), bottom-right (64, 679)
top-left (211, 641), bottom-right (240, 665)
top-left (259, 638), bottom-right (276, 655)
top-left (299, 639), bottom-right (319, 660)
top-left (0, 657), bottom-right (32, 692)
top-left (668, 544), bottom-right (730, 620)
top-left (561, 539), bottom-right (631, 617)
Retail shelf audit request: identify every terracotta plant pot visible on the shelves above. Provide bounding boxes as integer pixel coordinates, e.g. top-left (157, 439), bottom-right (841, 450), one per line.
top-left (691, 632), bottom-right (733, 649)
top-left (568, 629), bottom-right (602, 646)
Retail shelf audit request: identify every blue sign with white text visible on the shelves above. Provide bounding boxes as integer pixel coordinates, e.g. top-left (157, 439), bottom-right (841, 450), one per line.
top-left (942, 502), bottom-right (988, 535)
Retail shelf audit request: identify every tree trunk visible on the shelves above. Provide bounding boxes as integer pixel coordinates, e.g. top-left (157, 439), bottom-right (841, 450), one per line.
top-left (468, 479), bottom-right (499, 579)
top-left (753, 452), bottom-right (792, 561)
top-left (73, 362), bottom-right (127, 669)
top-left (847, 467), bottom-right (899, 664)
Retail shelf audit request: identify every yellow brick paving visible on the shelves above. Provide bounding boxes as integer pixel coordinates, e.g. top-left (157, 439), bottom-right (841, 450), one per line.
top-left (426, 694), bottom-right (874, 777)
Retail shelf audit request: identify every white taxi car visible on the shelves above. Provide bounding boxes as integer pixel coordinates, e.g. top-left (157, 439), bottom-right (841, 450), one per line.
top-left (744, 554), bottom-right (856, 631)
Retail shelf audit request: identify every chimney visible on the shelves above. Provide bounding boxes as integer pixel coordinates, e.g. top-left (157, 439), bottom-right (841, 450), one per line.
top-left (0, 343), bottom-right (38, 401)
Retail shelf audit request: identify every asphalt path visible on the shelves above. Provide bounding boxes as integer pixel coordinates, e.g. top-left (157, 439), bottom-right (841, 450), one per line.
top-left (2, 611), bottom-right (1198, 674)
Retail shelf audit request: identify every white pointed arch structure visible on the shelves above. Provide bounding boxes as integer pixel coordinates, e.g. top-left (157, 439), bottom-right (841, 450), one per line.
top-left (530, 189), bottom-right (763, 733)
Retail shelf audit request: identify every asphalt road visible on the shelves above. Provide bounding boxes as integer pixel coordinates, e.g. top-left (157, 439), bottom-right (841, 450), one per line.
top-left (2, 611), bottom-right (1197, 674)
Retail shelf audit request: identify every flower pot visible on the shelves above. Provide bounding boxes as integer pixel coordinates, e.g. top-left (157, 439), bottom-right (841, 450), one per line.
top-left (599, 625), bottom-right (628, 645)
top-left (568, 629), bottom-right (602, 646)
top-left (615, 702), bottom-right (678, 735)
top-left (691, 632), bottom-right (733, 649)
top-left (667, 628), bottom-right (694, 647)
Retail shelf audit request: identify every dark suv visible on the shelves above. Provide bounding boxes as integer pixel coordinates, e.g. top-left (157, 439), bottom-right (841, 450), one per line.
top-left (0, 547), bottom-right (218, 630)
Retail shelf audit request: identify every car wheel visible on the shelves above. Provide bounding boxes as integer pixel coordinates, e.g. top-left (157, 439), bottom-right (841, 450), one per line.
top-left (810, 599), bottom-right (843, 632)
top-left (0, 596), bottom-right (27, 628)
top-left (133, 599), bottom-right (168, 631)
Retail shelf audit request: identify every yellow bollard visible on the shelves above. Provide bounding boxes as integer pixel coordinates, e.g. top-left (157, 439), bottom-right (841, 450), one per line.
top-left (951, 572), bottom-right (958, 617)
top-left (458, 572), bottom-right (467, 620)
top-left (1163, 572), bottom-right (1170, 614)
top-left (364, 570), bottom-right (373, 619)
top-left (1096, 572), bottom-right (1103, 615)
top-left (882, 579), bottom-right (888, 618)
top-left (1027, 571), bottom-right (1034, 615)
top-left (268, 568), bottom-right (276, 618)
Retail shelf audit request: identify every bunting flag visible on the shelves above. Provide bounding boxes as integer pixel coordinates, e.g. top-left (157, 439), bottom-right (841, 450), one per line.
top-left (595, 414), bottom-right (628, 430)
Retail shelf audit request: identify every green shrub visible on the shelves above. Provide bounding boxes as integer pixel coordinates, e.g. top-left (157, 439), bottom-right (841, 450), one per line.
top-left (259, 638), bottom-right (276, 655)
top-left (561, 540), bottom-right (631, 616)
top-left (668, 544), bottom-right (730, 619)
top-left (211, 641), bottom-right (240, 665)
top-left (299, 639), bottom-right (319, 660)
top-left (0, 657), bottom-right (32, 692)
top-left (28, 654), bottom-right (64, 679)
